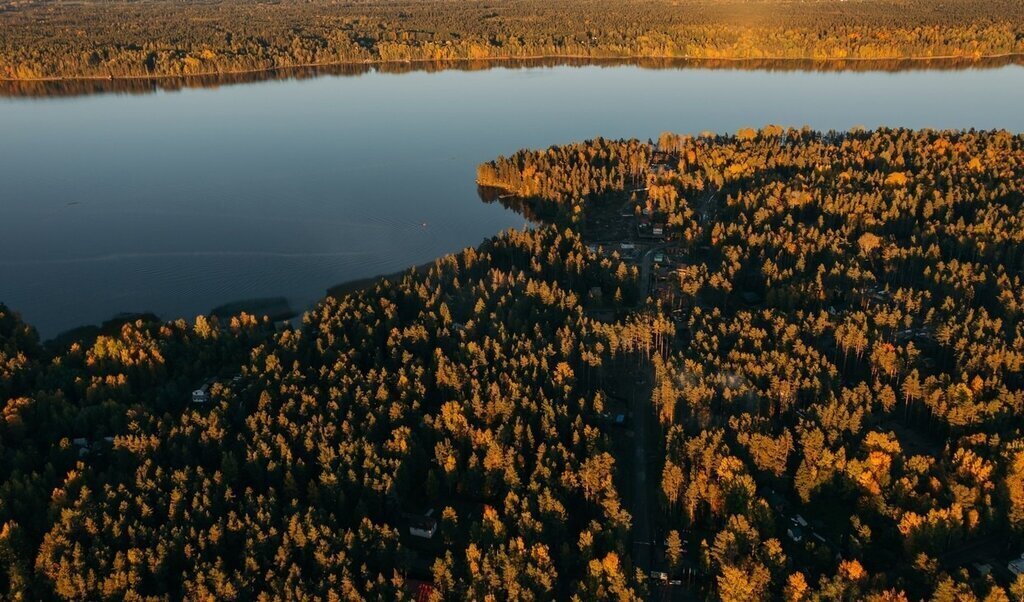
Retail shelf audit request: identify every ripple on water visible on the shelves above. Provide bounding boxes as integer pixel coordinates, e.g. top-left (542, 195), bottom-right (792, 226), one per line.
top-left (4, 63), bottom-right (1022, 337)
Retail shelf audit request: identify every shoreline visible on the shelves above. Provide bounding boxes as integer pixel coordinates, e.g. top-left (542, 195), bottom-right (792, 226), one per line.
top-left (325, 260), bottom-right (436, 299)
top-left (42, 262), bottom-right (440, 345)
top-left (3, 51), bottom-right (1022, 84)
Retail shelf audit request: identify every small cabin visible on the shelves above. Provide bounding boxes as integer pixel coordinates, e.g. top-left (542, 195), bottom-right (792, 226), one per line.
top-left (192, 383), bottom-right (211, 404)
top-left (72, 437), bottom-right (90, 458)
top-left (409, 510), bottom-right (438, 539)
top-left (1010, 554), bottom-right (1024, 577)
top-left (405, 579), bottom-right (437, 602)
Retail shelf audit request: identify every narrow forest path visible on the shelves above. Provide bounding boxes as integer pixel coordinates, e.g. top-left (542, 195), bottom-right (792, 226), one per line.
top-left (630, 245), bottom-right (663, 597)
top-left (630, 362), bottom-right (656, 593)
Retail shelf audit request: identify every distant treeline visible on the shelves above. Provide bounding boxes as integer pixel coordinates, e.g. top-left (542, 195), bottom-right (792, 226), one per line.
top-left (1, 0), bottom-right (1023, 81)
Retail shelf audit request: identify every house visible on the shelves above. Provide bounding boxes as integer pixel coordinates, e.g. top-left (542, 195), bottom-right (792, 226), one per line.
top-left (1009, 554), bottom-right (1024, 577)
top-left (410, 510), bottom-right (438, 539)
top-left (405, 579), bottom-right (437, 602)
top-left (638, 219), bottom-right (666, 239)
top-left (72, 437), bottom-right (90, 457)
top-left (192, 382), bottom-right (211, 404)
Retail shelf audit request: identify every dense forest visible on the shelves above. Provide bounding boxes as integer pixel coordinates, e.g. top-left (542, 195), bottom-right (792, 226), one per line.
top-left (478, 127), bottom-right (1024, 600)
top-left (1, 0), bottom-right (1023, 80)
top-left (2, 127), bottom-right (1024, 600)
top-left (1, 227), bottom-right (648, 599)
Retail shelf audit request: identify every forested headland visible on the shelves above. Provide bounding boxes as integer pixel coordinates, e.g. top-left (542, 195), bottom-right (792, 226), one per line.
top-left (1, 0), bottom-right (1023, 81)
top-left (478, 127), bottom-right (1024, 600)
top-left (2, 127), bottom-right (1024, 600)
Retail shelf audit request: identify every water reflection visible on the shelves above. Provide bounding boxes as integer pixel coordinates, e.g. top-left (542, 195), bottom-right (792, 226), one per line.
top-left (477, 186), bottom-right (543, 223)
top-left (3, 55), bottom-right (1021, 98)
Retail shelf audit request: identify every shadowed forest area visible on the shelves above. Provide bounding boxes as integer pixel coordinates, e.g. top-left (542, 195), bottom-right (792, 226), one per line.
top-left (1, 127), bottom-right (1023, 600)
top-left (1, 0), bottom-right (1023, 81)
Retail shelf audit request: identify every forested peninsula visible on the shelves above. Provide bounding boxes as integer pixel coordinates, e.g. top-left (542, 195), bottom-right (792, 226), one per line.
top-left (2, 127), bottom-right (1024, 600)
top-left (1, 0), bottom-right (1023, 81)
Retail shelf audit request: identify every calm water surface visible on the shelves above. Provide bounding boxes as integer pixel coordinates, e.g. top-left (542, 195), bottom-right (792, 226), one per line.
top-left (2, 64), bottom-right (1023, 336)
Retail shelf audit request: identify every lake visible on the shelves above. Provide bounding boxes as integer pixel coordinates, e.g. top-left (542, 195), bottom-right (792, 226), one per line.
top-left (2, 63), bottom-right (1023, 337)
